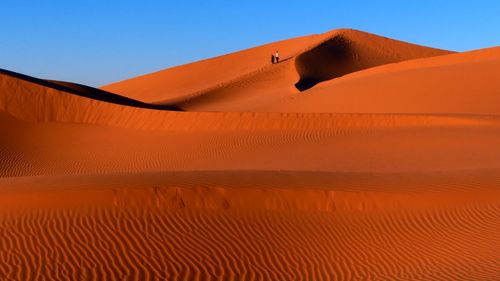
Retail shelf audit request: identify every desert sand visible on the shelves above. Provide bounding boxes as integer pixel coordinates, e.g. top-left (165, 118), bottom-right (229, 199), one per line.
top-left (1, 29), bottom-right (499, 280)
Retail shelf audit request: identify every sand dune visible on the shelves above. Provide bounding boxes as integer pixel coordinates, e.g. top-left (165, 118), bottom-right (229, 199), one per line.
top-left (1, 28), bottom-right (500, 280)
top-left (101, 29), bottom-right (451, 111)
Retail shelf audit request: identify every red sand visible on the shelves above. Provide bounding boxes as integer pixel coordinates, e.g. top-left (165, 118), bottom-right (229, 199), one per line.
top-left (1, 29), bottom-right (500, 280)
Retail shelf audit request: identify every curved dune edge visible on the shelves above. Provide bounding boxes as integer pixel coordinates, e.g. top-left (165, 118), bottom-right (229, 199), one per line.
top-left (0, 69), bottom-right (181, 111)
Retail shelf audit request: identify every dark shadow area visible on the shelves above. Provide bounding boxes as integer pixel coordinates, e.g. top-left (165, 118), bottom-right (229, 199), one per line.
top-left (295, 78), bottom-right (322, 92)
top-left (274, 57), bottom-right (293, 64)
top-left (294, 35), bottom-right (355, 92)
top-left (293, 31), bottom-right (452, 92)
top-left (0, 68), bottom-right (182, 111)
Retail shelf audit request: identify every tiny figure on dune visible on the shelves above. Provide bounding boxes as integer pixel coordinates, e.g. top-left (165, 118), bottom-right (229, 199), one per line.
top-left (275, 50), bottom-right (280, 63)
top-left (271, 54), bottom-right (276, 64)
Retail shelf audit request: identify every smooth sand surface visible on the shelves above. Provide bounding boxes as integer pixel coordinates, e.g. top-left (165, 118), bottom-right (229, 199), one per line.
top-left (1, 29), bottom-right (500, 280)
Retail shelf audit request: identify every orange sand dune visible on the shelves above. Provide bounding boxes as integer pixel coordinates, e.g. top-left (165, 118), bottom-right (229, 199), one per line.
top-left (1, 28), bottom-right (500, 280)
top-left (101, 29), bottom-right (451, 110)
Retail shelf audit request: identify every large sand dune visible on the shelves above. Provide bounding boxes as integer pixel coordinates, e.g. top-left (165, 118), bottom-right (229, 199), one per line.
top-left (102, 29), bottom-right (451, 111)
top-left (1, 29), bottom-right (500, 280)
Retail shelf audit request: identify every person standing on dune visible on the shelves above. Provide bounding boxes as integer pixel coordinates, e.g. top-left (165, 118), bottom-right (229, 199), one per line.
top-left (275, 50), bottom-right (280, 63)
top-left (271, 54), bottom-right (276, 64)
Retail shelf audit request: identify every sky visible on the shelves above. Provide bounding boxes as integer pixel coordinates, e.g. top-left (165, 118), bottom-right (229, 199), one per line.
top-left (1, 1), bottom-right (499, 87)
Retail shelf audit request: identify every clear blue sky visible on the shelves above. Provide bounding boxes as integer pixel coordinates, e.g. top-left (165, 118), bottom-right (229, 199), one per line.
top-left (1, 1), bottom-right (499, 87)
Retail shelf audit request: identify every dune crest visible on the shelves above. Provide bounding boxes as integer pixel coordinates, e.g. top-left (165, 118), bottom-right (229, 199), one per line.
top-left (294, 29), bottom-right (452, 91)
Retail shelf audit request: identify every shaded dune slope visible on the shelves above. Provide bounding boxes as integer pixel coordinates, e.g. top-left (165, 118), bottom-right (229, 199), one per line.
top-left (0, 69), bottom-right (187, 125)
top-left (294, 30), bottom-right (452, 91)
top-left (266, 47), bottom-right (500, 114)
